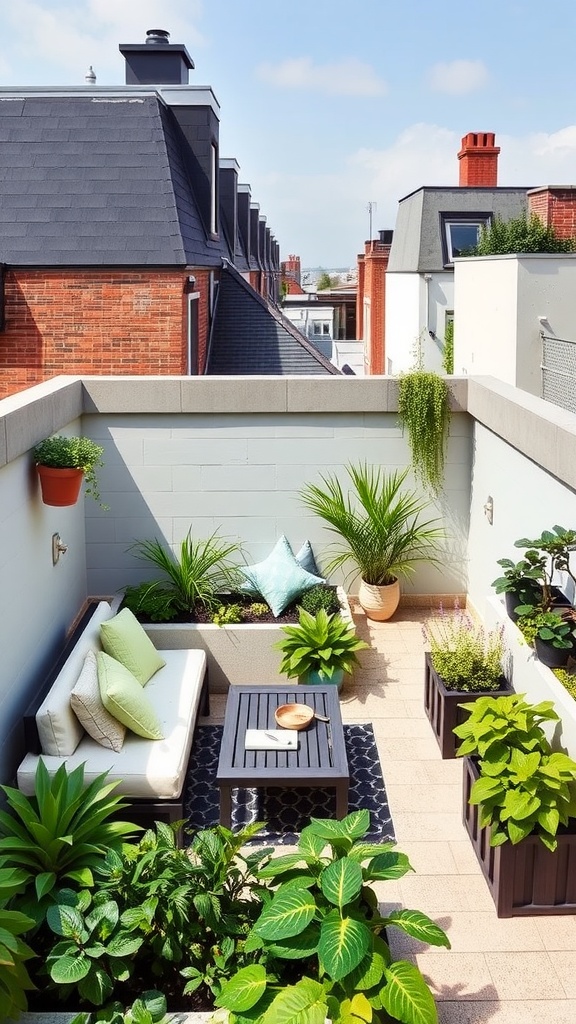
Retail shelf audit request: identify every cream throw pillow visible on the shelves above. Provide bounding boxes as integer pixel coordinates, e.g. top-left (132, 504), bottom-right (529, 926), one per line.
top-left (100, 607), bottom-right (165, 685)
top-left (98, 652), bottom-right (164, 740)
top-left (70, 651), bottom-right (126, 752)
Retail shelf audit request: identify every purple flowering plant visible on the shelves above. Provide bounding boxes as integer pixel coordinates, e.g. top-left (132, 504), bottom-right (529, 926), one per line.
top-left (423, 600), bottom-right (506, 692)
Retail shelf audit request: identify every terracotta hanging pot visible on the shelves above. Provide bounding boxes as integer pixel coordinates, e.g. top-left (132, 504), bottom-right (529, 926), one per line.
top-left (358, 578), bottom-right (400, 621)
top-left (36, 465), bottom-right (84, 507)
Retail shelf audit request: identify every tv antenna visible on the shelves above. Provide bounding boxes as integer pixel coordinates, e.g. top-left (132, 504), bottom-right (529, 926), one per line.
top-left (366, 201), bottom-right (377, 240)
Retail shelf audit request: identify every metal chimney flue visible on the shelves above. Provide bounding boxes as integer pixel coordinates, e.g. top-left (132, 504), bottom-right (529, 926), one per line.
top-left (146, 29), bottom-right (171, 45)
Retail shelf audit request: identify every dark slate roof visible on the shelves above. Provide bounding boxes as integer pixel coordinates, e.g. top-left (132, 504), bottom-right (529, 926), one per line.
top-left (207, 264), bottom-right (340, 375)
top-left (0, 94), bottom-right (226, 267)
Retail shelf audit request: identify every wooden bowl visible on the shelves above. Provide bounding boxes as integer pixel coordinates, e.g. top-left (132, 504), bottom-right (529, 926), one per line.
top-left (275, 703), bottom-right (314, 730)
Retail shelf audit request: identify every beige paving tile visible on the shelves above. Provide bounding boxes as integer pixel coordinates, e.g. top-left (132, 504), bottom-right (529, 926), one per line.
top-left (438, 1002), bottom-right (576, 1024)
top-left (434, 912), bottom-right (546, 953)
top-left (398, 873), bottom-right (495, 913)
top-left (485, 951), bottom-right (565, 1000)
top-left (415, 951), bottom-right (495, 1001)
top-left (386, 783), bottom-right (463, 815)
top-left (549, 950), bottom-right (576, 996)
top-left (536, 915), bottom-right (576, 951)
top-left (343, 697), bottom-right (411, 719)
top-left (381, 759), bottom-right (463, 786)
top-left (371, 717), bottom-right (436, 738)
top-left (391, 840), bottom-right (458, 876)
top-left (373, 735), bottom-right (444, 761)
top-left (393, 811), bottom-right (467, 843)
top-left (449, 840), bottom-right (484, 875)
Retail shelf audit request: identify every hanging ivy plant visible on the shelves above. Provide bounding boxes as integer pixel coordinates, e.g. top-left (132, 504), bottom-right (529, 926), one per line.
top-left (442, 319), bottom-right (454, 375)
top-left (398, 369), bottom-right (449, 493)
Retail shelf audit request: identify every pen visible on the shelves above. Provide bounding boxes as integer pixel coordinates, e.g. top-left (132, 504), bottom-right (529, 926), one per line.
top-left (265, 732), bottom-right (279, 742)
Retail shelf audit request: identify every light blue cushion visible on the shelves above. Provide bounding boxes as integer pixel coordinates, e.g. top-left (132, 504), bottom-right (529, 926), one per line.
top-left (294, 540), bottom-right (324, 581)
top-left (241, 535), bottom-right (324, 616)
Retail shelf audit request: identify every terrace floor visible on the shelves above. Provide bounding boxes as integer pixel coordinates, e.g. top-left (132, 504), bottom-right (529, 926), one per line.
top-left (206, 601), bottom-right (576, 1024)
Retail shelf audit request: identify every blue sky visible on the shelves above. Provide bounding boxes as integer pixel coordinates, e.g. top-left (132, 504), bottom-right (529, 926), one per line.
top-left (2, 0), bottom-right (576, 266)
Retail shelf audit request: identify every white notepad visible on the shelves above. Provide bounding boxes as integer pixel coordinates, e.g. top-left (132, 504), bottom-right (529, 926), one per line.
top-left (244, 729), bottom-right (298, 751)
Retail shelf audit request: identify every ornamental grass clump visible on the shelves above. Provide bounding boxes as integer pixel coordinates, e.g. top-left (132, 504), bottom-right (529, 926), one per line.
top-left (424, 603), bottom-right (506, 692)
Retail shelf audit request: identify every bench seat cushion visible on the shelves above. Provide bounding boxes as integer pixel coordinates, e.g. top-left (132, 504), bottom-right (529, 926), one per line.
top-left (18, 648), bottom-right (207, 800)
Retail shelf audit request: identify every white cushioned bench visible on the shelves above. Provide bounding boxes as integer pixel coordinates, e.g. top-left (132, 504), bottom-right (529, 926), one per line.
top-left (17, 601), bottom-right (208, 830)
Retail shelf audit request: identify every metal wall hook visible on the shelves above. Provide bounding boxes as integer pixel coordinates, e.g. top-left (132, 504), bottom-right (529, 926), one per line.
top-left (52, 533), bottom-right (68, 565)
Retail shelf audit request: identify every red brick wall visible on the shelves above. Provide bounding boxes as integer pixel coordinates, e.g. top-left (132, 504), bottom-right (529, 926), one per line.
top-left (0, 268), bottom-right (212, 399)
top-left (356, 255), bottom-right (365, 342)
top-left (458, 132), bottom-right (499, 187)
top-left (361, 240), bottom-right (390, 375)
top-left (528, 188), bottom-right (576, 239)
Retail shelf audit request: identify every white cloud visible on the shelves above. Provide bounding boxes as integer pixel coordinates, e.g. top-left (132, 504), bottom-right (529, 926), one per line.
top-left (428, 59), bottom-right (489, 95)
top-left (0, 1), bottom-right (204, 84)
top-left (256, 56), bottom-right (387, 97)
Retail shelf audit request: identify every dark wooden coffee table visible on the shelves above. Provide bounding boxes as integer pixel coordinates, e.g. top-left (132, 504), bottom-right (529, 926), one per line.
top-left (216, 685), bottom-right (349, 828)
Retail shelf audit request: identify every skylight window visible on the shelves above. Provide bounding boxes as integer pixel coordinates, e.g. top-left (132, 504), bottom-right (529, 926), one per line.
top-left (441, 214), bottom-right (491, 264)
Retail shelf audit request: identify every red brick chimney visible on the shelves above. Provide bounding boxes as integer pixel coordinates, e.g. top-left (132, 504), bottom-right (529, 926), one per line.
top-left (280, 253), bottom-right (304, 294)
top-left (358, 230), bottom-right (393, 375)
top-left (527, 187), bottom-right (576, 239)
top-left (458, 132), bottom-right (500, 187)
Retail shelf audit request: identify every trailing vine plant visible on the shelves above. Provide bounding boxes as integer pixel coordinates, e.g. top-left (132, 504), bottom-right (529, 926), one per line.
top-left (442, 317), bottom-right (454, 374)
top-left (398, 335), bottom-right (450, 493)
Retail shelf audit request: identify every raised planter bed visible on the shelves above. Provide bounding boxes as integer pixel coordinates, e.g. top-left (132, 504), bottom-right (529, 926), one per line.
top-left (140, 587), bottom-right (354, 693)
top-left (462, 756), bottom-right (576, 917)
top-left (423, 652), bottom-right (512, 759)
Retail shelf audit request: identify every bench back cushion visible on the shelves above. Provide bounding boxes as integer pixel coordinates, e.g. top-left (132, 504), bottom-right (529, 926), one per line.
top-left (36, 601), bottom-right (114, 756)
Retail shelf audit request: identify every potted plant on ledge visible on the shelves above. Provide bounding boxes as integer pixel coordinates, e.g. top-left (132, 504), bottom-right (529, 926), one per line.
top-left (275, 607), bottom-right (368, 687)
top-left (299, 462), bottom-right (444, 621)
top-left (423, 603), bottom-right (511, 758)
top-left (454, 692), bottom-right (576, 917)
top-left (33, 434), bottom-right (106, 508)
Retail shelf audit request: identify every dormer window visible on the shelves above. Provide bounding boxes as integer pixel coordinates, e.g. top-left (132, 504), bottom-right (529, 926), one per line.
top-left (441, 213), bottom-right (491, 264)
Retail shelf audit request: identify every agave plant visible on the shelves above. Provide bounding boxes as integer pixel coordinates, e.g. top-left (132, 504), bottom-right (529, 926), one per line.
top-left (129, 529), bottom-right (245, 613)
top-left (300, 463), bottom-right (444, 587)
top-left (0, 761), bottom-right (138, 924)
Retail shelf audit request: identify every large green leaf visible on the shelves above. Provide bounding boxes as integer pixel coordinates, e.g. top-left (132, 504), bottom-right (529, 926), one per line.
top-left (298, 825), bottom-right (326, 860)
top-left (321, 858), bottom-right (363, 908)
top-left (258, 855), bottom-right (304, 878)
top-left (310, 810), bottom-right (370, 843)
top-left (49, 951), bottom-right (91, 984)
top-left (261, 977), bottom-right (326, 1024)
top-left (382, 960), bottom-right (438, 1024)
top-left (216, 964), bottom-right (267, 1012)
top-left (367, 851), bottom-right (413, 880)
top-left (255, 887), bottom-right (316, 940)
top-left (106, 931), bottom-right (144, 957)
top-left (46, 903), bottom-right (87, 940)
top-left (318, 911), bottom-right (372, 980)
top-left (265, 922), bottom-right (320, 960)
top-left (384, 910), bottom-right (450, 949)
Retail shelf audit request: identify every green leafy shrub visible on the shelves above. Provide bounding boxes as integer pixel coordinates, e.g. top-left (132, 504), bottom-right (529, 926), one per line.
top-left (553, 667), bottom-right (576, 700)
top-left (424, 603), bottom-right (506, 691)
top-left (217, 810), bottom-right (450, 1024)
top-left (398, 370), bottom-right (450, 492)
top-left (513, 525), bottom-right (576, 614)
top-left (442, 318), bottom-right (454, 374)
top-left (455, 693), bottom-right (576, 850)
top-left (211, 602), bottom-right (244, 625)
top-left (70, 991), bottom-right (167, 1024)
top-left (298, 584), bottom-right (341, 616)
top-left (128, 529), bottom-right (245, 614)
top-left (532, 610), bottom-right (576, 651)
top-left (0, 867), bottom-right (36, 1017)
top-left (0, 761), bottom-right (137, 926)
top-left (473, 212), bottom-right (576, 255)
top-left (122, 583), bottom-right (179, 622)
top-left (248, 602), bottom-right (270, 618)
top-left (275, 608), bottom-right (368, 681)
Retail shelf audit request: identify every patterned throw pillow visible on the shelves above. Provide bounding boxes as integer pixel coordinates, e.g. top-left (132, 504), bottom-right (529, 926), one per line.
top-left (70, 650), bottom-right (126, 752)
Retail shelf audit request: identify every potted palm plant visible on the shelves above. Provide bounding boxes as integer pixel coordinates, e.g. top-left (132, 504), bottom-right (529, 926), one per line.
top-left (423, 603), bottom-right (512, 758)
top-left (275, 607), bottom-right (368, 687)
top-left (454, 693), bottom-right (576, 917)
top-left (33, 435), bottom-right (105, 508)
top-left (299, 463), bottom-right (444, 620)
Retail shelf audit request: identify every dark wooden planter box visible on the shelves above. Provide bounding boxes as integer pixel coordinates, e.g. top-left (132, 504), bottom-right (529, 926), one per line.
top-left (462, 756), bottom-right (576, 917)
top-left (423, 652), bottom-right (511, 759)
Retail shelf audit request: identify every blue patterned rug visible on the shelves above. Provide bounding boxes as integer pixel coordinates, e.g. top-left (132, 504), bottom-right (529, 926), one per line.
top-left (183, 723), bottom-right (395, 845)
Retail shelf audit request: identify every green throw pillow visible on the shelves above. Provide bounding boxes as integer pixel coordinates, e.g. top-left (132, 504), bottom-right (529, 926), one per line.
top-left (100, 607), bottom-right (165, 685)
top-left (97, 652), bottom-right (164, 740)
